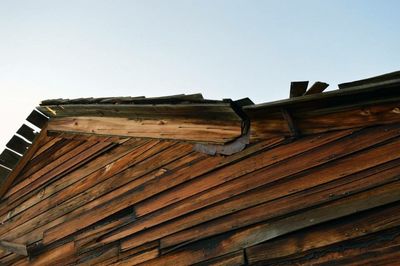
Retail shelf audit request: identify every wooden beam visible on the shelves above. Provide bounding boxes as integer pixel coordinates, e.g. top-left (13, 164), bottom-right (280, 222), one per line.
top-left (250, 101), bottom-right (400, 140)
top-left (6, 135), bottom-right (30, 155)
top-left (0, 240), bottom-right (27, 256)
top-left (246, 201), bottom-right (400, 264)
top-left (304, 81), bottom-right (329, 95)
top-left (46, 116), bottom-right (243, 144)
top-left (0, 149), bottom-right (21, 169)
top-left (136, 180), bottom-right (400, 266)
top-left (36, 103), bottom-right (240, 121)
top-left (0, 166), bottom-right (11, 189)
top-left (290, 81), bottom-right (309, 98)
top-left (0, 125), bottom-right (48, 199)
top-left (17, 124), bottom-right (37, 142)
top-left (26, 110), bottom-right (48, 128)
top-left (339, 70), bottom-right (400, 90)
top-left (281, 108), bottom-right (300, 137)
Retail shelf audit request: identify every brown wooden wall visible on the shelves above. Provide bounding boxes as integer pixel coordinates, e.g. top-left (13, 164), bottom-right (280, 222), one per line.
top-left (1, 123), bottom-right (400, 265)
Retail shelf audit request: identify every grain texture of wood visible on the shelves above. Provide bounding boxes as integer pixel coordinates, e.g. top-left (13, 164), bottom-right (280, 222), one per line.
top-left (250, 101), bottom-right (400, 139)
top-left (0, 142), bottom-right (157, 236)
top-left (266, 227), bottom-right (400, 265)
top-left (47, 116), bottom-right (243, 144)
top-left (159, 146), bottom-right (400, 250)
top-left (0, 140), bottom-right (138, 222)
top-left (136, 181), bottom-right (400, 265)
top-left (41, 138), bottom-right (284, 245)
top-left (120, 139), bottom-right (400, 251)
top-left (3, 141), bottom-right (111, 206)
top-left (246, 201), bottom-right (400, 264)
top-left (0, 141), bottom-right (177, 243)
top-left (38, 103), bottom-right (240, 121)
top-left (0, 240), bottom-right (27, 256)
top-left (3, 81), bottom-right (400, 265)
top-left (192, 250), bottom-right (245, 266)
top-left (134, 129), bottom-right (353, 218)
top-left (103, 127), bottom-right (383, 245)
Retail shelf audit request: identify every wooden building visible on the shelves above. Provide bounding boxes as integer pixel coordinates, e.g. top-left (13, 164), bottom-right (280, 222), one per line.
top-left (0, 71), bottom-right (400, 265)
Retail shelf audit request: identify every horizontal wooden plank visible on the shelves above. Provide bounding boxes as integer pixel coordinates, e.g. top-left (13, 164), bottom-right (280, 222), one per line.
top-left (3, 144), bottom-right (166, 245)
top-left (41, 138), bottom-right (283, 245)
top-left (0, 142), bottom-right (116, 231)
top-left (115, 155), bottom-right (400, 250)
top-left (0, 141), bottom-right (154, 240)
top-left (75, 244), bottom-right (119, 266)
top-left (246, 201), bottom-right (400, 264)
top-left (192, 250), bottom-right (245, 266)
top-left (74, 215), bottom-right (134, 252)
top-left (0, 143), bottom-right (151, 236)
top-left (0, 166), bottom-right (11, 185)
top-left (136, 180), bottom-right (400, 265)
top-left (101, 129), bottom-right (369, 244)
top-left (0, 253), bottom-right (21, 265)
top-left (251, 101), bottom-right (400, 139)
top-left (272, 227), bottom-right (400, 265)
top-left (13, 139), bottom-right (83, 187)
top-left (33, 144), bottom-right (191, 245)
top-left (1, 142), bottom-right (195, 246)
top-left (339, 70), bottom-right (400, 90)
top-left (19, 141), bottom-right (273, 245)
top-left (4, 140), bottom-right (100, 200)
top-left (158, 139), bottom-right (400, 249)
top-left (119, 137), bottom-right (400, 251)
top-left (47, 131), bottom-right (129, 143)
top-left (245, 78), bottom-right (400, 115)
top-left (73, 154), bottom-right (203, 254)
top-left (37, 103), bottom-right (240, 121)
top-left (47, 116), bottom-right (243, 144)
top-left (134, 128), bottom-right (353, 218)
top-left (0, 240), bottom-right (27, 256)
top-left (114, 247), bottom-right (159, 265)
top-left (0, 140), bottom-right (123, 219)
top-left (26, 242), bottom-right (75, 266)
top-left (31, 137), bottom-right (62, 159)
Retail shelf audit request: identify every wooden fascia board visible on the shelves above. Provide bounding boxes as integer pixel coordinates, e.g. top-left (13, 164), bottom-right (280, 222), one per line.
top-left (244, 84), bottom-right (400, 140)
top-left (0, 125), bottom-right (48, 199)
top-left (37, 103), bottom-right (241, 121)
top-left (244, 82), bottom-right (400, 115)
top-left (40, 103), bottom-right (246, 144)
top-left (249, 101), bottom-right (400, 140)
top-left (0, 109), bottom-right (49, 200)
top-left (46, 116), bottom-right (242, 144)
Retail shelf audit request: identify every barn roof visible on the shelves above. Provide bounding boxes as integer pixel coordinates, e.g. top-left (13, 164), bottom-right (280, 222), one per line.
top-left (1, 70), bottom-right (400, 264)
top-left (2, 70), bottom-right (400, 198)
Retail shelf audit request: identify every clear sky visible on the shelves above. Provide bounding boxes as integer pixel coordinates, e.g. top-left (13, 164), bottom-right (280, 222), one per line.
top-left (0, 0), bottom-right (399, 149)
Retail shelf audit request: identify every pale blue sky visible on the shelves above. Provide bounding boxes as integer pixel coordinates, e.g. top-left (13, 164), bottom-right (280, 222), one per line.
top-left (0, 0), bottom-right (399, 149)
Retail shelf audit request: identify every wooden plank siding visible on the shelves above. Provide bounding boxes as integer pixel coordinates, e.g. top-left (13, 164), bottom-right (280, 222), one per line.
top-left (0, 121), bottom-right (398, 265)
top-left (2, 73), bottom-right (400, 265)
